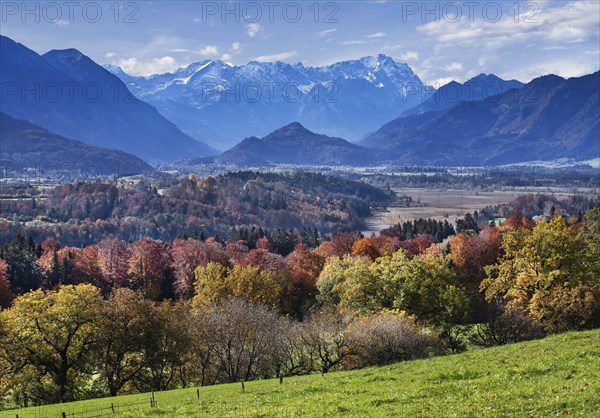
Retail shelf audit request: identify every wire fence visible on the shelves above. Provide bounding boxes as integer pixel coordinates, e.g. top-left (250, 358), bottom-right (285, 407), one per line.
top-left (1, 399), bottom-right (155, 418)
top-left (0, 383), bottom-right (260, 418)
top-left (64, 400), bottom-right (151, 418)
top-left (0, 384), bottom-right (293, 418)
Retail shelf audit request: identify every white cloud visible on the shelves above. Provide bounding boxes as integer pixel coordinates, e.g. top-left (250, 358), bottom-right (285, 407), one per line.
top-left (246, 23), bottom-right (261, 38)
top-left (340, 40), bottom-right (368, 45)
top-left (444, 62), bottom-right (464, 72)
top-left (232, 42), bottom-right (241, 52)
top-left (135, 35), bottom-right (189, 58)
top-left (54, 19), bottom-right (70, 26)
top-left (117, 56), bottom-right (180, 76)
top-left (543, 46), bottom-right (569, 51)
top-left (197, 45), bottom-right (219, 57)
top-left (221, 53), bottom-right (232, 62)
top-left (477, 54), bottom-right (499, 69)
top-left (505, 59), bottom-right (599, 83)
top-left (417, 1), bottom-right (599, 47)
top-left (168, 46), bottom-right (219, 57)
top-left (397, 51), bottom-right (419, 62)
top-left (317, 28), bottom-right (337, 38)
top-left (366, 32), bottom-right (386, 38)
top-left (254, 51), bottom-right (297, 62)
top-left (413, 54), bottom-right (470, 85)
top-left (381, 44), bottom-right (404, 51)
top-left (430, 77), bottom-right (455, 88)
top-left (105, 52), bottom-right (116, 58)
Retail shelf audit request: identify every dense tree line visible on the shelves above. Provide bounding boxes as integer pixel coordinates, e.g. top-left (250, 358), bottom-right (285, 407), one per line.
top-left (0, 172), bottom-right (392, 246)
top-left (0, 206), bottom-right (599, 407)
top-left (362, 169), bottom-right (600, 190)
top-left (380, 218), bottom-right (455, 242)
top-left (228, 226), bottom-right (322, 255)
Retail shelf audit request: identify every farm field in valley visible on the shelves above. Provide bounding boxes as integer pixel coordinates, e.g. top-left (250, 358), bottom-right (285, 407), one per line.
top-left (363, 187), bottom-right (596, 234)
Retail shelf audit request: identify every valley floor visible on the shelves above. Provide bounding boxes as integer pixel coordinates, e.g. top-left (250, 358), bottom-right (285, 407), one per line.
top-left (363, 187), bottom-right (597, 235)
top-left (4, 330), bottom-right (599, 417)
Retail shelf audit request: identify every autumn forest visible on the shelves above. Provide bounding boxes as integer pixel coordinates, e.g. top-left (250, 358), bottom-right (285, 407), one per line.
top-left (0, 172), bottom-right (599, 407)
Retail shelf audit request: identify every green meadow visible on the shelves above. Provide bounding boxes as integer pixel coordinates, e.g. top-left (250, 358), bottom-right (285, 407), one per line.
top-left (3, 330), bottom-right (599, 418)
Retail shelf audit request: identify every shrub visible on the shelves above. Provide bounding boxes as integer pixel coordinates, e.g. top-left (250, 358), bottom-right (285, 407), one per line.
top-left (300, 310), bottom-right (353, 374)
top-left (344, 312), bottom-right (437, 369)
top-left (475, 303), bottom-right (545, 347)
top-left (192, 298), bottom-right (288, 384)
top-left (530, 284), bottom-right (599, 333)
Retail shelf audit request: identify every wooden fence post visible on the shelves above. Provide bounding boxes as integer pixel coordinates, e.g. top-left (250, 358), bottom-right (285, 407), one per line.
top-left (196, 388), bottom-right (200, 400)
top-left (111, 402), bottom-right (115, 413)
top-left (241, 381), bottom-right (245, 391)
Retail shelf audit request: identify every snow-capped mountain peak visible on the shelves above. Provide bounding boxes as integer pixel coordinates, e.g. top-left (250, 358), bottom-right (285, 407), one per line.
top-left (105, 54), bottom-right (434, 150)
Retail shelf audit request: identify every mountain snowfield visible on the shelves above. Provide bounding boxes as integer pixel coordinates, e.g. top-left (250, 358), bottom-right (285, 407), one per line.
top-left (106, 55), bottom-right (434, 150)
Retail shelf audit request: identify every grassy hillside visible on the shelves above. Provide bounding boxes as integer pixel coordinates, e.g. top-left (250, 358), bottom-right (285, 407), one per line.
top-left (3, 330), bottom-right (599, 417)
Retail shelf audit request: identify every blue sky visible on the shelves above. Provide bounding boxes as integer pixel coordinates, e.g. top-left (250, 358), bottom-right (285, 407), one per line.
top-left (1, 0), bottom-right (599, 85)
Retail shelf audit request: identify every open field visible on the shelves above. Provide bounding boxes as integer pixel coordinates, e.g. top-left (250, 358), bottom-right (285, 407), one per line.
top-left (363, 187), bottom-right (597, 235)
top-left (3, 330), bottom-right (599, 417)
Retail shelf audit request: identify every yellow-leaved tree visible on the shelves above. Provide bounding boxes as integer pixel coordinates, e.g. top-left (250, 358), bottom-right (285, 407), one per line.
top-left (0, 284), bottom-right (103, 404)
top-left (482, 215), bottom-right (599, 331)
top-left (316, 250), bottom-right (470, 325)
top-left (192, 263), bottom-right (281, 307)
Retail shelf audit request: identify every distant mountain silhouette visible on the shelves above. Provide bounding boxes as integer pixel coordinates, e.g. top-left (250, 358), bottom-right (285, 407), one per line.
top-left (363, 72), bottom-right (600, 165)
top-left (401, 74), bottom-right (523, 117)
top-left (0, 112), bottom-right (153, 176)
top-left (0, 36), bottom-right (217, 162)
top-left (215, 122), bottom-right (373, 165)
